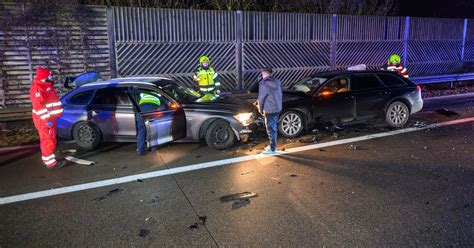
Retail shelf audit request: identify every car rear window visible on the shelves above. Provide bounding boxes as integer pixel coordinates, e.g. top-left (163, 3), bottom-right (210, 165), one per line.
top-left (377, 74), bottom-right (407, 87)
top-left (68, 90), bottom-right (94, 105)
top-left (351, 74), bottom-right (383, 91)
top-left (92, 88), bottom-right (132, 106)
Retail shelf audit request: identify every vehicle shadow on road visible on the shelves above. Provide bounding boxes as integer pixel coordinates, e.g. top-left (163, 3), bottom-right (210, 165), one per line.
top-left (0, 147), bottom-right (39, 167)
top-left (70, 142), bottom-right (131, 160)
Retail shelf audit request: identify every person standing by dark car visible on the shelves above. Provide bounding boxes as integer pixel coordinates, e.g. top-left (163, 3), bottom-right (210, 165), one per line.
top-left (258, 68), bottom-right (282, 155)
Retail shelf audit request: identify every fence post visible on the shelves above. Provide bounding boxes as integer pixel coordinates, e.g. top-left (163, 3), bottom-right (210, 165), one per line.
top-left (330, 14), bottom-right (337, 70)
top-left (461, 18), bottom-right (468, 63)
top-left (106, 7), bottom-right (117, 78)
top-left (236, 11), bottom-right (243, 90)
top-left (403, 16), bottom-right (410, 67)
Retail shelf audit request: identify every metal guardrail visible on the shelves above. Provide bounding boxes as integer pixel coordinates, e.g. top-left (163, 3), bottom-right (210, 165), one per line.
top-left (411, 72), bottom-right (474, 84)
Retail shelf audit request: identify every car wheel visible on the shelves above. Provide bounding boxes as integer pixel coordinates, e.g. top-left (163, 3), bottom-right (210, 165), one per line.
top-left (73, 122), bottom-right (102, 150)
top-left (278, 110), bottom-right (304, 138)
top-left (385, 101), bottom-right (410, 128)
top-left (205, 119), bottom-right (236, 150)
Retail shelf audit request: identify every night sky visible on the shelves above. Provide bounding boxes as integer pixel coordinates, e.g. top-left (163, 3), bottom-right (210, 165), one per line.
top-left (397, 0), bottom-right (474, 18)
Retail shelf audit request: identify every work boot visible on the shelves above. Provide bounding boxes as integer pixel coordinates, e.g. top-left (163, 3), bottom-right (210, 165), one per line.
top-left (46, 160), bottom-right (66, 170)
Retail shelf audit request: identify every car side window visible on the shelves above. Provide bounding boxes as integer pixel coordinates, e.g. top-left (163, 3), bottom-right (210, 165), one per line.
top-left (351, 74), bottom-right (383, 91)
top-left (133, 88), bottom-right (171, 113)
top-left (319, 77), bottom-right (350, 94)
top-left (376, 74), bottom-right (407, 87)
top-left (92, 88), bottom-right (132, 106)
top-left (68, 90), bottom-right (94, 105)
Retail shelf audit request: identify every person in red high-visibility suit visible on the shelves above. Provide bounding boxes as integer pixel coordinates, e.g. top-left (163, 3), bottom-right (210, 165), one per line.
top-left (30, 67), bottom-right (65, 169)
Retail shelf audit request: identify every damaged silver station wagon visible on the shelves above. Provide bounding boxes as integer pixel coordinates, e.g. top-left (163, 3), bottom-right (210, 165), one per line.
top-left (57, 77), bottom-right (255, 150)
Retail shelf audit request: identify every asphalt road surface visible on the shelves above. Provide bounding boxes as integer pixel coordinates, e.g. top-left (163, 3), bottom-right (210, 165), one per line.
top-left (0, 94), bottom-right (473, 247)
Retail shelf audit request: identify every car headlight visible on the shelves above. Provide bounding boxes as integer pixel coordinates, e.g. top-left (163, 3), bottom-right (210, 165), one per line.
top-left (234, 112), bottom-right (253, 125)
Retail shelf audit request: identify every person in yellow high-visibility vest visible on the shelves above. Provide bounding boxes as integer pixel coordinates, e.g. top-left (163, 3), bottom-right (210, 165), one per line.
top-left (193, 56), bottom-right (221, 96)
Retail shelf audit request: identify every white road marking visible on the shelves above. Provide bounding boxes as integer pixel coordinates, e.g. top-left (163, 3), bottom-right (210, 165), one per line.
top-left (1, 117), bottom-right (473, 205)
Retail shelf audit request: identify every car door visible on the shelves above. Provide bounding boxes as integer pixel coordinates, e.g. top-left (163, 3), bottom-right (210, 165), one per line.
top-left (130, 87), bottom-right (186, 147)
top-left (350, 73), bottom-right (391, 120)
top-left (312, 76), bottom-right (356, 123)
top-left (87, 87), bottom-right (136, 141)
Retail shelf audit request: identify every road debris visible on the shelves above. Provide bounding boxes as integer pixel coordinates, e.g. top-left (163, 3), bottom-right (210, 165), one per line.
top-left (139, 229), bottom-right (150, 237)
top-left (93, 188), bottom-right (124, 202)
top-left (290, 174), bottom-right (298, 177)
top-left (299, 136), bottom-right (318, 144)
top-left (241, 171), bottom-right (254, 175)
top-left (333, 132), bottom-right (339, 138)
top-left (350, 144), bottom-right (357, 151)
top-left (220, 192), bottom-right (258, 202)
top-left (195, 155), bottom-right (202, 158)
top-left (319, 148), bottom-right (326, 152)
top-left (312, 129), bottom-right (319, 133)
top-left (435, 108), bottom-right (460, 117)
top-left (410, 155), bottom-right (419, 160)
top-left (199, 216), bottom-right (207, 225)
top-left (189, 216), bottom-right (207, 230)
top-left (414, 121), bottom-right (427, 128)
top-left (189, 223), bottom-right (199, 230)
top-left (60, 149), bottom-right (77, 154)
top-left (147, 196), bottom-right (159, 204)
top-left (65, 156), bottom-right (95, 166)
top-left (137, 179), bottom-right (144, 183)
top-left (232, 199), bottom-right (251, 209)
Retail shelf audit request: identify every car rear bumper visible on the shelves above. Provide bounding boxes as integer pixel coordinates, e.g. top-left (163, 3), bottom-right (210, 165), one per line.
top-left (411, 99), bottom-right (423, 114)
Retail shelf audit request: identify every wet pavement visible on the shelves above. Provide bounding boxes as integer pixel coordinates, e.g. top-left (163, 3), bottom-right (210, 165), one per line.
top-left (0, 95), bottom-right (473, 246)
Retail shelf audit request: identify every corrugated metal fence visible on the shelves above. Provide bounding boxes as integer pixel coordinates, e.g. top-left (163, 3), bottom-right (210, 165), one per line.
top-left (1, 4), bottom-right (474, 108)
top-left (0, 3), bottom-right (111, 108)
top-left (110, 7), bottom-right (474, 91)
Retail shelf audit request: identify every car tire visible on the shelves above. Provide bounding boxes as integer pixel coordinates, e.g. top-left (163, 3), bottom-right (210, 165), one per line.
top-left (278, 110), bottom-right (304, 138)
top-left (205, 119), bottom-right (236, 150)
top-left (73, 122), bottom-right (102, 150)
top-left (385, 101), bottom-right (410, 128)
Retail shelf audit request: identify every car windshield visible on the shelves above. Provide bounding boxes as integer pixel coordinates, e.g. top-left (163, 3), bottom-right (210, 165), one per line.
top-left (292, 77), bottom-right (327, 93)
top-left (159, 81), bottom-right (210, 103)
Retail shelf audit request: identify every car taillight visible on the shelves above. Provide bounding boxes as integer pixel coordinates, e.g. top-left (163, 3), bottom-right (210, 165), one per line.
top-left (416, 85), bottom-right (421, 92)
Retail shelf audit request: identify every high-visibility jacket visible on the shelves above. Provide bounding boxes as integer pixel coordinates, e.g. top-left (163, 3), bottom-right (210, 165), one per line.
top-left (139, 93), bottom-right (161, 106)
top-left (30, 79), bottom-right (63, 124)
top-left (193, 67), bottom-right (221, 93)
top-left (382, 64), bottom-right (409, 78)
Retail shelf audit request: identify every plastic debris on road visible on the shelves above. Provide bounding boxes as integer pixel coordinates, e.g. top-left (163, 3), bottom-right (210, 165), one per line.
top-left (60, 149), bottom-right (77, 154)
top-left (65, 156), bottom-right (95, 166)
top-left (220, 192), bottom-right (258, 202)
top-left (350, 144), bottom-right (358, 151)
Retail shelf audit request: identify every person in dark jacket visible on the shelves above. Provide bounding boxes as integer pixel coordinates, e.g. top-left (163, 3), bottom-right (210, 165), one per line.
top-left (257, 67), bottom-right (282, 154)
